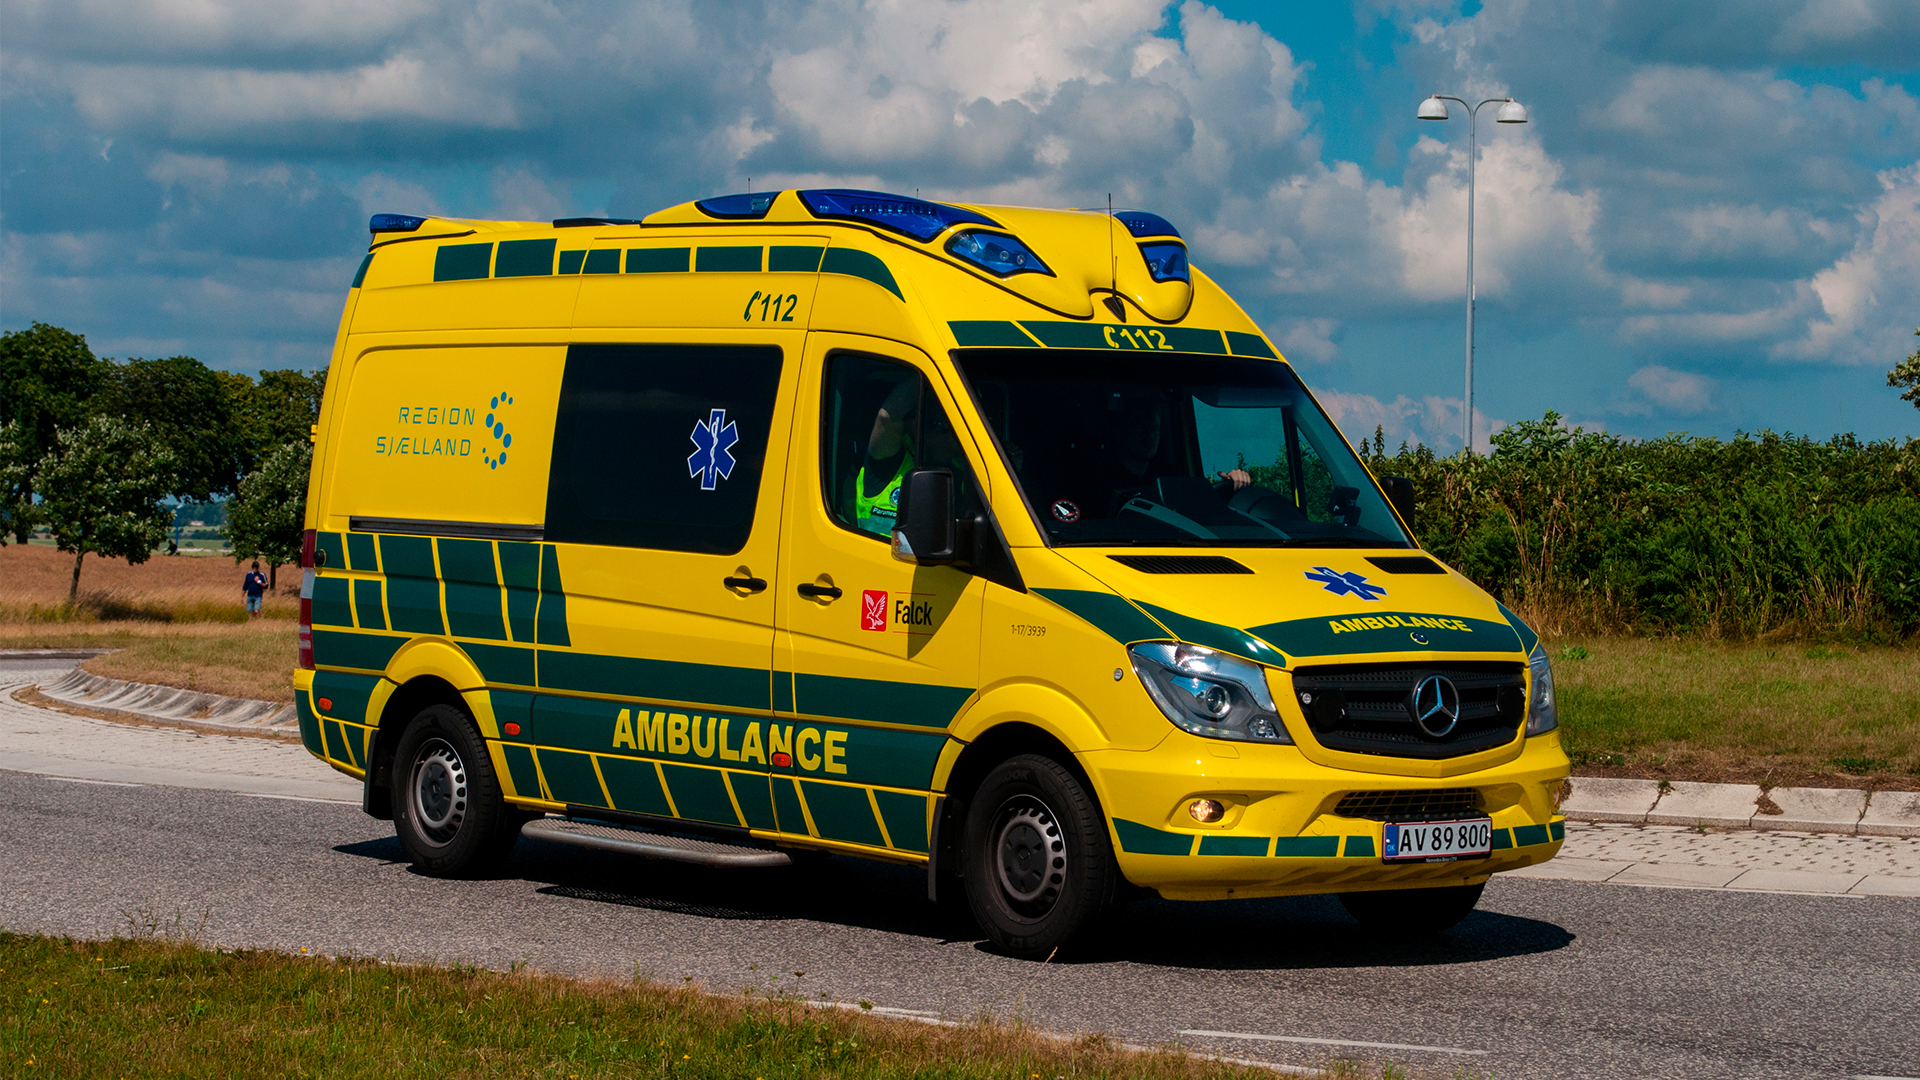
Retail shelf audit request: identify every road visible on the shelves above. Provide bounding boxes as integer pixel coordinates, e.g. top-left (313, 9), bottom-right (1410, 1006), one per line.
top-left (2, 659), bottom-right (1916, 1079)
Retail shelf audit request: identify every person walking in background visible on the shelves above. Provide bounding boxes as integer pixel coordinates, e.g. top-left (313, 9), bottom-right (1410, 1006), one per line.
top-left (243, 561), bottom-right (268, 618)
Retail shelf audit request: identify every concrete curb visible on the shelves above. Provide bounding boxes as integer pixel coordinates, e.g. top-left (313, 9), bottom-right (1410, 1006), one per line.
top-left (32, 668), bottom-right (297, 737)
top-left (0, 648), bottom-right (115, 661)
top-left (1564, 776), bottom-right (1920, 838)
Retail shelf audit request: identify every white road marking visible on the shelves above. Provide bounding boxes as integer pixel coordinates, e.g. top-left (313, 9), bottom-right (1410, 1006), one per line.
top-left (41, 776), bottom-right (146, 788)
top-left (1180, 1029), bottom-right (1487, 1056)
top-left (1852, 1075), bottom-right (1920, 1079)
top-left (232, 791), bottom-right (358, 805)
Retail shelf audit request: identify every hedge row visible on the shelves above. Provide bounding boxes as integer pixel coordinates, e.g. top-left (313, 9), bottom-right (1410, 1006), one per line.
top-left (1361, 414), bottom-right (1920, 640)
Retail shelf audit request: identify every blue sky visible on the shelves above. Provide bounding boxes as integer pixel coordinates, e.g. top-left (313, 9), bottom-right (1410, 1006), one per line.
top-left (3, 0), bottom-right (1917, 452)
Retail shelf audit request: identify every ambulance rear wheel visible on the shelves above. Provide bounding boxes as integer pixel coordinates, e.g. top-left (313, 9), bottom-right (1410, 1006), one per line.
top-left (962, 754), bottom-right (1117, 959)
top-left (1337, 882), bottom-right (1484, 934)
top-left (392, 704), bottom-right (525, 877)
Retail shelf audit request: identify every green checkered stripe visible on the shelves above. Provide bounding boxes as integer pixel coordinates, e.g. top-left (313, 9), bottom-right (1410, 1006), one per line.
top-left (1113, 817), bottom-right (1565, 858)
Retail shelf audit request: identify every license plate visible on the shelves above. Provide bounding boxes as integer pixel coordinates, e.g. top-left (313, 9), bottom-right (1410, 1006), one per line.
top-left (1381, 818), bottom-right (1494, 862)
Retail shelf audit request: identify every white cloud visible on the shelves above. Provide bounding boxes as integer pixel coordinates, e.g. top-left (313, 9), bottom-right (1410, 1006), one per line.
top-left (1315, 388), bottom-right (1504, 455)
top-left (1771, 162), bottom-right (1920, 364)
top-left (1627, 364), bottom-right (1716, 414)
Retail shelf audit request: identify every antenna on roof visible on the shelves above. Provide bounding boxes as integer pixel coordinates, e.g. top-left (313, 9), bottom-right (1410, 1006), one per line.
top-left (1103, 193), bottom-right (1126, 322)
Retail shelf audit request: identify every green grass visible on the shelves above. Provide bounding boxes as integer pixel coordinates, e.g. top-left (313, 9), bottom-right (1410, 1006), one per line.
top-left (1551, 636), bottom-right (1920, 788)
top-left (1, 934), bottom-right (1348, 1080)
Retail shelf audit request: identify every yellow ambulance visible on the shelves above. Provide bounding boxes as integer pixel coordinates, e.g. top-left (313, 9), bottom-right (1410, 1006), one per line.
top-left (297, 189), bottom-right (1568, 957)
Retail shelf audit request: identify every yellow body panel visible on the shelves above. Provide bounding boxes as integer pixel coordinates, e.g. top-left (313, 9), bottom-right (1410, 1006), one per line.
top-left (299, 191), bottom-right (1569, 895)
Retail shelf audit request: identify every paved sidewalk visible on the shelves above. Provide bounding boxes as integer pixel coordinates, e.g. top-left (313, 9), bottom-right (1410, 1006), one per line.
top-left (1511, 821), bottom-right (1920, 897)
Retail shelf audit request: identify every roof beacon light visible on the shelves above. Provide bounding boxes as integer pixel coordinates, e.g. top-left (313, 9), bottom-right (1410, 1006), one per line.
top-left (369, 213), bottom-right (426, 234)
top-left (946, 230), bottom-right (1052, 278)
top-left (1138, 241), bottom-right (1189, 283)
top-left (1113, 210), bottom-right (1180, 239)
top-left (799, 189), bottom-right (999, 242)
top-left (696, 192), bottom-right (779, 220)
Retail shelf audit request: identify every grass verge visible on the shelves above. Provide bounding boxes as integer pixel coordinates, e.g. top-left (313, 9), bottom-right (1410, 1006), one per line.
top-left (0, 934), bottom-right (1397, 1080)
top-left (1551, 636), bottom-right (1920, 790)
top-left (0, 622), bottom-right (296, 703)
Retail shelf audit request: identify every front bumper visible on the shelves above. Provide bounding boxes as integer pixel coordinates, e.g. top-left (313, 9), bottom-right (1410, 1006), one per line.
top-left (1082, 727), bottom-right (1569, 901)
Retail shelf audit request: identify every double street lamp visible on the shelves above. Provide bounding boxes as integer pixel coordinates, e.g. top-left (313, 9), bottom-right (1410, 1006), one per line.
top-left (1418, 94), bottom-right (1528, 454)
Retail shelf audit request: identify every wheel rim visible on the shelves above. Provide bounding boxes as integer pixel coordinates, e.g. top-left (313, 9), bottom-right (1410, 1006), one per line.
top-left (991, 795), bottom-right (1066, 916)
top-left (408, 738), bottom-right (468, 846)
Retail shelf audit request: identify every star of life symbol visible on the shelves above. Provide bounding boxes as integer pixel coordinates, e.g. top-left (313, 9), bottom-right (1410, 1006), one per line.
top-left (1305, 566), bottom-right (1388, 601)
top-left (687, 408), bottom-right (739, 491)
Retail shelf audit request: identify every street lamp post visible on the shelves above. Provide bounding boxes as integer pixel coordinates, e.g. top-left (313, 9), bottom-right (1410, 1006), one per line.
top-left (1418, 94), bottom-right (1528, 454)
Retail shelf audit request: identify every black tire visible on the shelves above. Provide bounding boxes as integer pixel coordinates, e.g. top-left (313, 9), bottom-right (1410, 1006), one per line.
top-left (391, 703), bottom-right (527, 877)
top-left (1337, 882), bottom-right (1485, 934)
top-left (962, 754), bottom-right (1118, 959)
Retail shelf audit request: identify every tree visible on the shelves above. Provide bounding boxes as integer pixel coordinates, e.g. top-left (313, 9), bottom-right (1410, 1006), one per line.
top-left (0, 323), bottom-right (109, 541)
top-left (229, 367), bottom-right (328, 477)
top-left (37, 417), bottom-right (179, 601)
top-left (228, 439), bottom-right (312, 591)
top-left (0, 421), bottom-right (36, 543)
top-left (96, 355), bottom-right (238, 501)
top-left (1891, 328), bottom-right (1920, 411)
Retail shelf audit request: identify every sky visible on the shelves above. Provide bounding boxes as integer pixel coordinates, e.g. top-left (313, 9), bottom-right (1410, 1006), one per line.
top-left (3, 0), bottom-right (1917, 453)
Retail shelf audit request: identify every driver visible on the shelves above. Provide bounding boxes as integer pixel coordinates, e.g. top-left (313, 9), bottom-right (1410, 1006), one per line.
top-left (855, 378), bottom-right (975, 537)
top-left (1085, 392), bottom-right (1252, 514)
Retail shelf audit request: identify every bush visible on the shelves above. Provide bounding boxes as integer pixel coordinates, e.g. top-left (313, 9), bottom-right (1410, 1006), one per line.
top-left (1364, 414), bottom-right (1920, 640)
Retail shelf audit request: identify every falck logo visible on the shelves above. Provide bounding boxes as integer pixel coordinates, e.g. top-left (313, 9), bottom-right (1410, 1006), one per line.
top-left (861, 590), bottom-right (888, 632)
top-left (1305, 566), bottom-right (1388, 601)
top-left (687, 408), bottom-right (739, 491)
top-left (1409, 674), bottom-right (1461, 738)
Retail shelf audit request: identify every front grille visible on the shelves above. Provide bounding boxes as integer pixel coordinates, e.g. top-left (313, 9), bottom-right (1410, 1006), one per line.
top-left (1290, 661), bottom-right (1526, 760)
top-left (1335, 788), bottom-right (1482, 821)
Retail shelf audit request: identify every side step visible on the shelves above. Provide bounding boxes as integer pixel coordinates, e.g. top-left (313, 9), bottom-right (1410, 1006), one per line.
top-left (522, 816), bottom-right (792, 868)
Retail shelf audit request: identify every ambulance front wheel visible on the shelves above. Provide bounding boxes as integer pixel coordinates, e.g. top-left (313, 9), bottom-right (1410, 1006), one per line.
top-left (962, 754), bottom-right (1118, 959)
top-left (391, 704), bottom-right (526, 877)
top-left (1337, 882), bottom-right (1485, 934)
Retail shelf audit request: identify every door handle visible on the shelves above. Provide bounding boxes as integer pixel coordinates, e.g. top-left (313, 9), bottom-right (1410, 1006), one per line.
top-left (796, 582), bottom-right (843, 600)
top-left (723, 575), bottom-right (768, 593)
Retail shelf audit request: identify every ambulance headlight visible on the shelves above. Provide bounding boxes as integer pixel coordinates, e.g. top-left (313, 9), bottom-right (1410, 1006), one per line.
top-left (1129, 642), bottom-right (1291, 744)
top-left (1525, 642), bottom-right (1558, 735)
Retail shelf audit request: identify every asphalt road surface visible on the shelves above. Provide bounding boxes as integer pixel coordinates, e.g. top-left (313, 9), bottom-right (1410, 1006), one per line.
top-left (3, 668), bottom-right (1916, 1079)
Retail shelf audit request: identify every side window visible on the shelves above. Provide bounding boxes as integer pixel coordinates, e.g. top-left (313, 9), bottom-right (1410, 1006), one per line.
top-left (545, 343), bottom-right (782, 554)
top-left (822, 353), bottom-right (981, 539)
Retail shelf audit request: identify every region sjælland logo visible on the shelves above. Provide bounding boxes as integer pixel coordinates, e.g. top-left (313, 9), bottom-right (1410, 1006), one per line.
top-left (482, 391), bottom-right (514, 470)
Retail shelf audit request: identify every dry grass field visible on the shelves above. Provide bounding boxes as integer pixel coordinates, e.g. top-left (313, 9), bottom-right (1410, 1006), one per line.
top-left (0, 540), bottom-right (297, 622)
top-left (2, 542), bottom-right (296, 701)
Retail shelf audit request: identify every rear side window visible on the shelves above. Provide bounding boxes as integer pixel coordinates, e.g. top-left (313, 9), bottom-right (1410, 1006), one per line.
top-left (545, 343), bottom-right (782, 554)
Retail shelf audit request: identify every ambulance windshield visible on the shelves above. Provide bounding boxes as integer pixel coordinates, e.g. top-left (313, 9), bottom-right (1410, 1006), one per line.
top-left (955, 350), bottom-right (1412, 548)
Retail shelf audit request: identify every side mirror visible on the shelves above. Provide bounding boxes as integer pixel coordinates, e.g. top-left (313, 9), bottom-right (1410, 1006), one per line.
top-left (891, 467), bottom-right (956, 565)
top-left (1380, 475), bottom-right (1416, 531)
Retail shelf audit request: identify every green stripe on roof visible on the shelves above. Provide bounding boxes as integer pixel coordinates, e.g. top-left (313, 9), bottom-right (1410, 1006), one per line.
top-left (1224, 330), bottom-right (1277, 358)
top-left (1016, 321), bottom-right (1228, 354)
top-left (1032, 588), bottom-right (1169, 645)
top-left (434, 242), bottom-right (493, 282)
top-left (696, 246), bottom-right (763, 273)
top-left (769, 245), bottom-right (825, 272)
top-left (626, 247), bottom-right (689, 273)
top-left (949, 320), bottom-right (1039, 347)
top-left (494, 237), bottom-right (557, 277)
top-left (820, 247), bottom-right (902, 300)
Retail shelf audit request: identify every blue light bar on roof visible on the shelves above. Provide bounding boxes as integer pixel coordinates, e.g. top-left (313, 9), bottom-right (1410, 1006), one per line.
top-left (1114, 210), bottom-right (1180, 238)
top-left (695, 192), bottom-right (778, 219)
top-left (799, 189), bottom-right (999, 242)
top-left (369, 213), bottom-right (426, 234)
